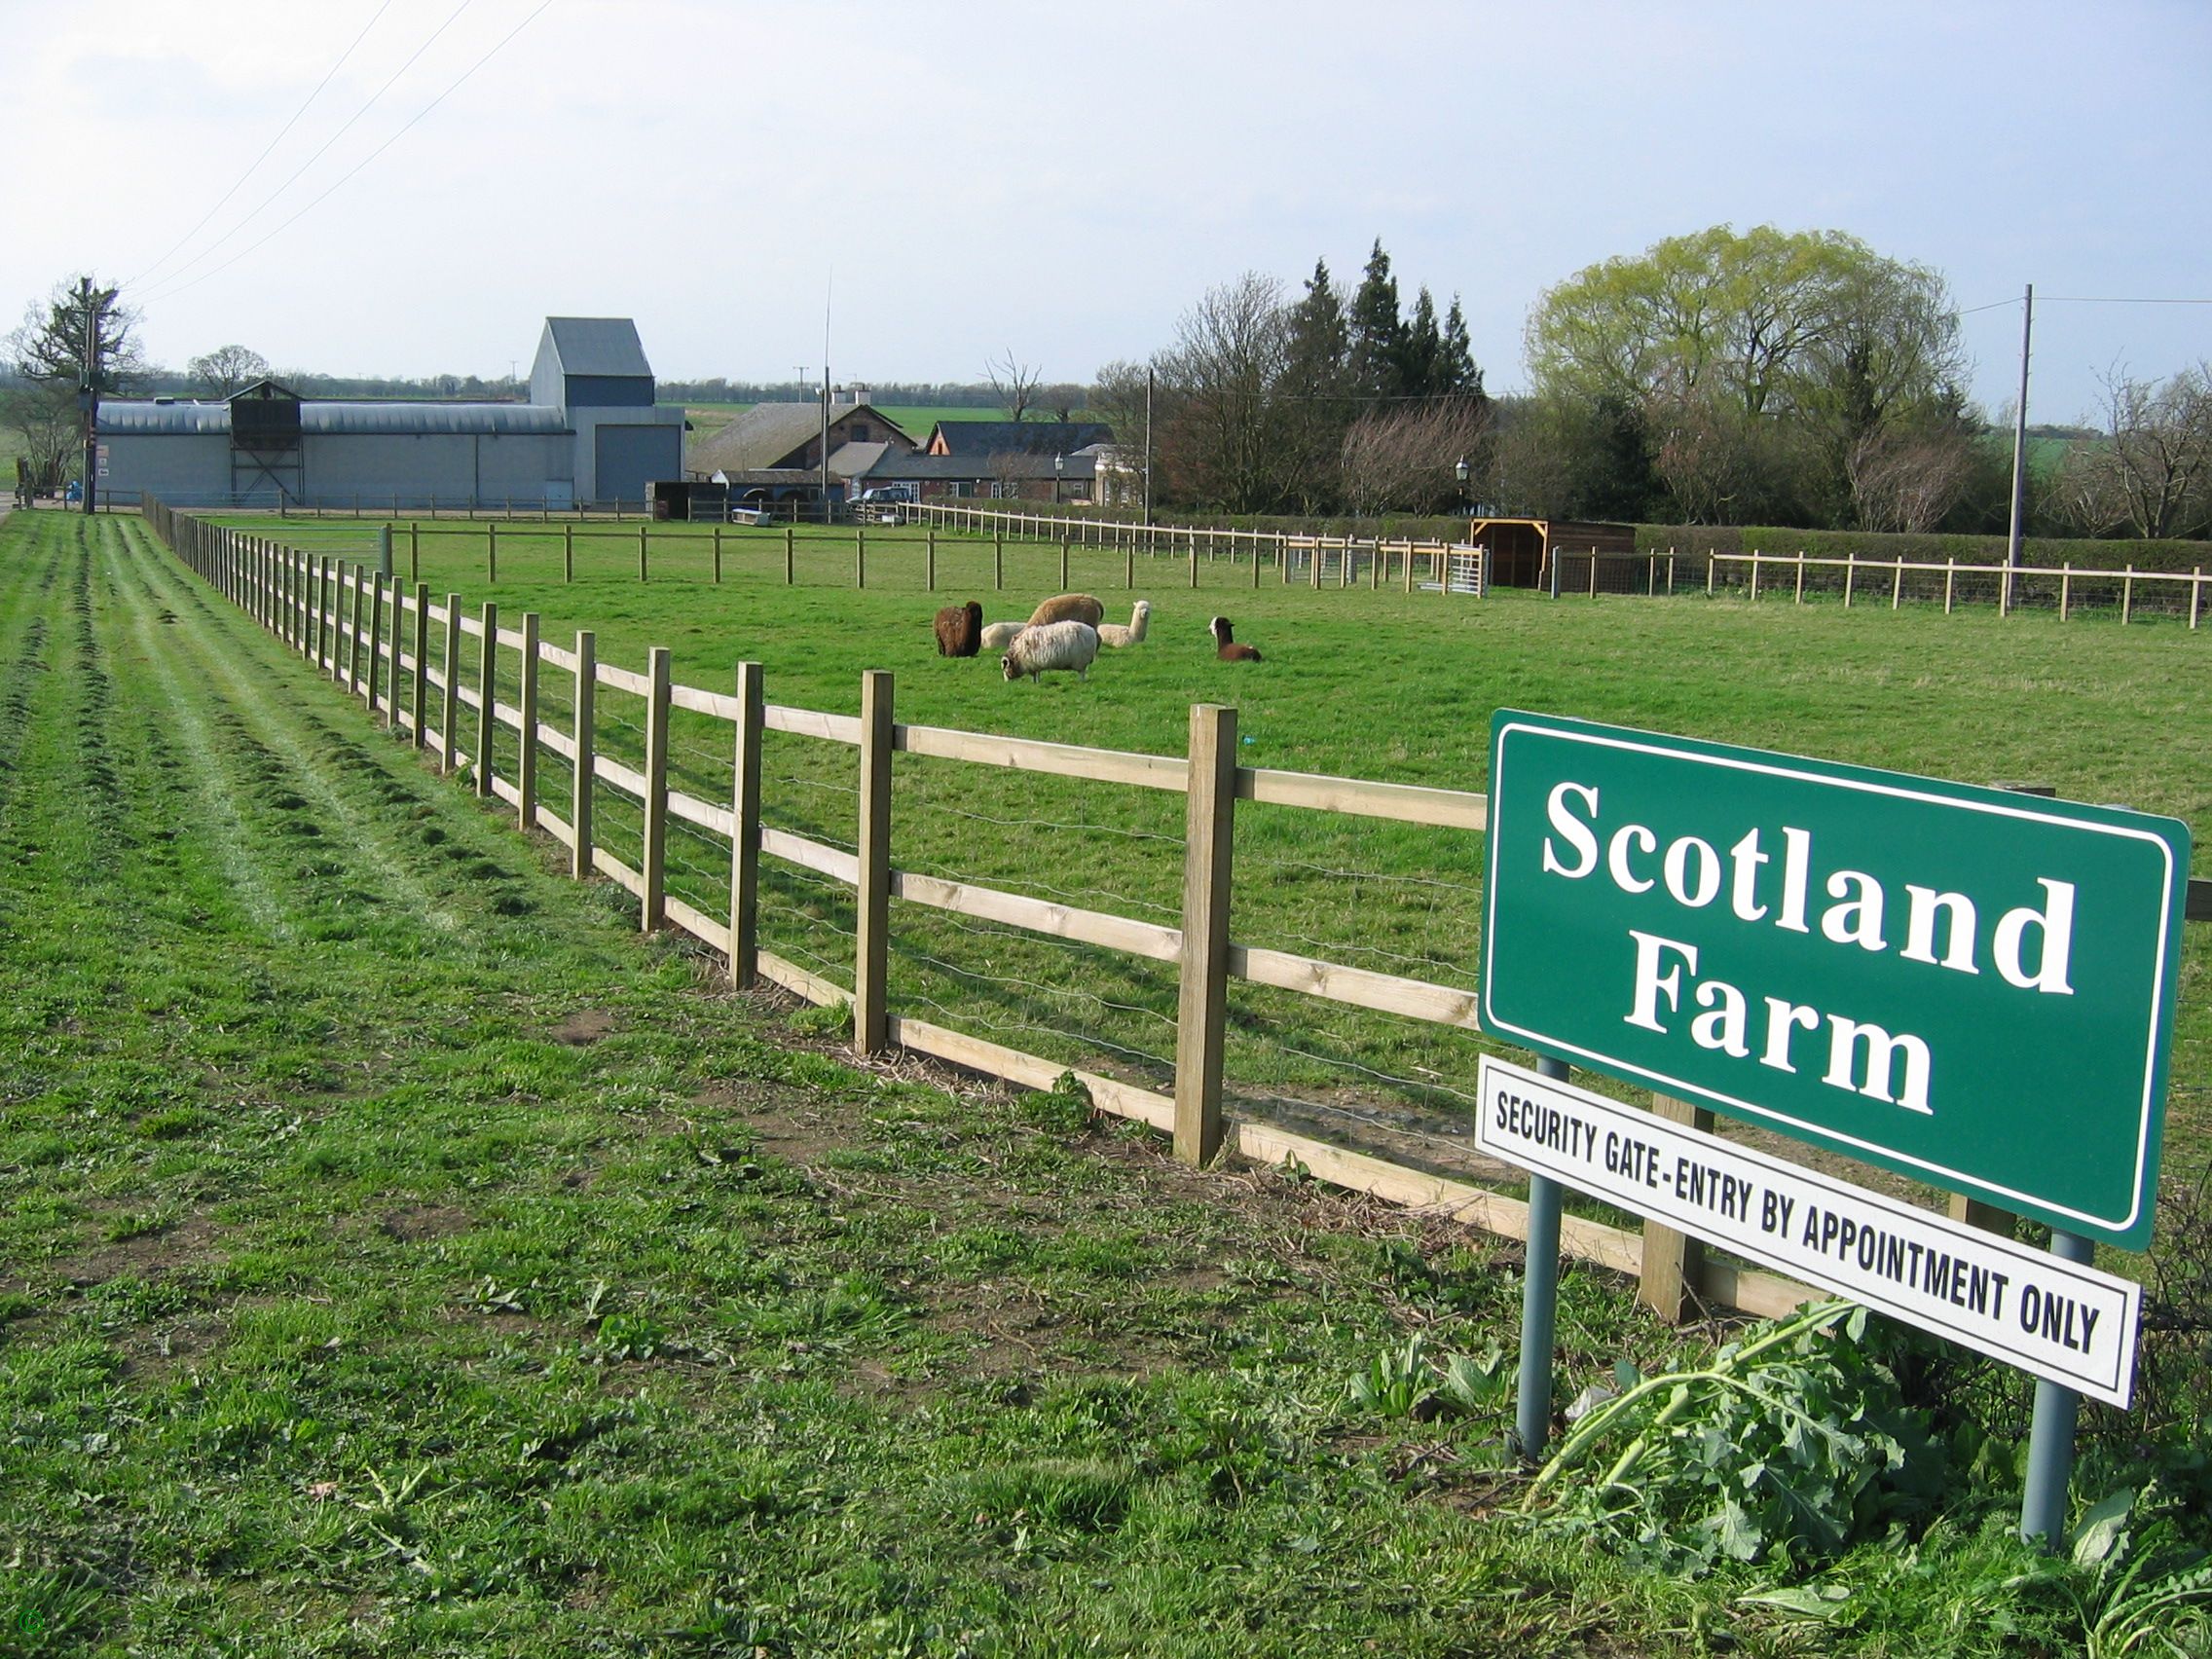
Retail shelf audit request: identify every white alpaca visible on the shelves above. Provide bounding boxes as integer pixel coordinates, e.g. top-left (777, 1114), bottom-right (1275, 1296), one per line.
top-left (1001, 620), bottom-right (1100, 682)
top-left (1096, 600), bottom-right (1152, 647)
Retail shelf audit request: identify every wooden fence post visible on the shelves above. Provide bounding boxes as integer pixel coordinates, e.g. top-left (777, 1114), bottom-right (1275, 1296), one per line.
top-left (1892, 557), bottom-right (1904, 609)
top-left (571, 631), bottom-right (596, 880)
top-left (854, 669), bottom-right (894, 1056)
top-left (516, 611), bottom-right (539, 830)
top-left (315, 557), bottom-right (331, 673)
top-left (927, 528), bottom-right (936, 591)
top-left (1947, 1192), bottom-right (2018, 1237)
top-left (638, 524), bottom-right (649, 582)
top-left (2192, 567), bottom-right (2203, 631)
top-left (993, 532), bottom-right (1003, 589)
top-left (2121, 566), bottom-right (2134, 625)
top-left (347, 567), bottom-right (365, 691)
top-left (1060, 533), bottom-right (1070, 588)
top-left (1126, 543), bottom-right (1135, 589)
top-left (1189, 533), bottom-right (1198, 589)
top-left (1707, 551), bottom-right (1716, 597)
top-left (1945, 558), bottom-right (1957, 614)
top-left (713, 525), bottom-right (722, 584)
top-left (784, 525), bottom-right (794, 584)
top-left (855, 526), bottom-right (866, 589)
top-left (640, 645), bottom-right (672, 930)
top-left (475, 603), bottom-right (498, 797)
top-left (2000, 565), bottom-right (2013, 618)
top-left (488, 523), bottom-right (498, 584)
top-left (729, 660), bottom-right (763, 987)
top-left (441, 596), bottom-right (461, 775)
top-left (385, 575), bottom-right (403, 726)
top-left (2060, 564), bottom-right (2072, 621)
top-left (1794, 553), bottom-right (1806, 605)
top-left (563, 522), bottom-right (573, 581)
top-left (410, 522), bottom-right (420, 581)
top-left (1174, 702), bottom-right (1236, 1166)
top-left (1637, 1094), bottom-right (1714, 1321)
top-left (411, 583), bottom-right (429, 749)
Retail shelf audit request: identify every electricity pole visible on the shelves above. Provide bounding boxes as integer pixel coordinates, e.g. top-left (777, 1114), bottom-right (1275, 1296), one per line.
top-left (1143, 366), bottom-right (1154, 525)
top-left (2005, 283), bottom-right (2033, 570)
top-left (80, 277), bottom-right (102, 517)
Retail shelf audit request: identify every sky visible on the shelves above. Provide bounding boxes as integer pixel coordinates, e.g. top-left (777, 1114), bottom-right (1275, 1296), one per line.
top-left (6, 0), bottom-right (2208, 424)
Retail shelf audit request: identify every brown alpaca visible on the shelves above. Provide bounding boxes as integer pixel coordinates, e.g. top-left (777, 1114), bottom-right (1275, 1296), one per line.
top-left (1208, 615), bottom-right (1263, 661)
top-left (933, 600), bottom-right (982, 657)
top-left (1027, 592), bottom-right (1105, 628)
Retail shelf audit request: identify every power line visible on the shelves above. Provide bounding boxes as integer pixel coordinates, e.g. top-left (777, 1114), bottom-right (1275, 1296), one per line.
top-left (139, 0), bottom-right (479, 303)
top-left (126, 0), bottom-right (397, 291)
top-left (141, 0), bottom-right (552, 308)
top-left (2043, 295), bottom-right (2212, 306)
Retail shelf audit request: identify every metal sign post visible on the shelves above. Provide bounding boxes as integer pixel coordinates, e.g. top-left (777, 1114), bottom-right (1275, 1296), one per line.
top-left (1481, 710), bottom-right (2189, 1541)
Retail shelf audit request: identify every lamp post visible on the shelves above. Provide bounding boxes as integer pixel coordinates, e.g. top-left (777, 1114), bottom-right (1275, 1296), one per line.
top-left (1054, 451), bottom-right (1064, 507)
top-left (1454, 455), bottom-right (1470, 512)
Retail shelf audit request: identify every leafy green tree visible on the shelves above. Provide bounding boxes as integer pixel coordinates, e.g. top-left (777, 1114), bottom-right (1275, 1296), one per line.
top-left (1439, 297), bottom-right (1483, 399)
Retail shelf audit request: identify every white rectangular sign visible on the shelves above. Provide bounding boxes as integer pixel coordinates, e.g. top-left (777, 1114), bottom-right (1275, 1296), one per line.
top-left (1474, 1056), bottom-right (2142, 1406)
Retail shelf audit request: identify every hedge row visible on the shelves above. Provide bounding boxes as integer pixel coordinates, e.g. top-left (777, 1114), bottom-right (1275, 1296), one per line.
top-left (1635, 524), bottom-right (2212, 575)
top-left (941, 501), bottom-right (2211, 575)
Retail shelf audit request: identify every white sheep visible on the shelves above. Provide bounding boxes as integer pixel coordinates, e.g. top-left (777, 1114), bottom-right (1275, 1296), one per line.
top-left (1001, 620), bottom-right (1100, 682)
top-left (1095, 599), bottom-right (1151, 647)
top-left (978, 619), bottom-right (1027, 653)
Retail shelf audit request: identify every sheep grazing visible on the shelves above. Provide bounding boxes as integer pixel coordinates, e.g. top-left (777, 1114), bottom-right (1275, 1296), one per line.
top-left (933, 599), bottom-right (983, 658)
top-left (1026, 592), bottom-right (1105, 629)
top-left (1002, 620), bottom-right (1100, 682)
top-left (1208, 615), bottom-right (1263, 662)
top-left (1096, 599), bottom-right (1152, 647)
top-left (978, 619), bottom-right (1026, 653)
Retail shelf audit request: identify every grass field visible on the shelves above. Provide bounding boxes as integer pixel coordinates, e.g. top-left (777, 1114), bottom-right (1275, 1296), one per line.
top-left (235, 518), bottom-right (2212, 1203)
top-left (6, 507), bottom-right (2210, 1652)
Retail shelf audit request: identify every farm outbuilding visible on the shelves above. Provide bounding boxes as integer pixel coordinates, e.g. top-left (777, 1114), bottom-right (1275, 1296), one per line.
top-left (1470, 518), bottom-right (1637, 587)
top-left (95, 317), bottom-right (684, 511)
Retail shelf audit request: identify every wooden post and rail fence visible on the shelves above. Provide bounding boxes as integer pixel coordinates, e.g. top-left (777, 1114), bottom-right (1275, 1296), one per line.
top-left (141, 498), bottom-right (2212, 1331)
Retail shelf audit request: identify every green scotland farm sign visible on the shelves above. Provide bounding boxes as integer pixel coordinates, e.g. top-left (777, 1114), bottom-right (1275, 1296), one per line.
top-left (1481, 713), bottom-right (2191, 1248)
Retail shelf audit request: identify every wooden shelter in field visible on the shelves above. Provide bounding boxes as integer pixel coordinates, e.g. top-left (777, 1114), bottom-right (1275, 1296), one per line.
top-left (1470, 518), bottom-right (1637, 587)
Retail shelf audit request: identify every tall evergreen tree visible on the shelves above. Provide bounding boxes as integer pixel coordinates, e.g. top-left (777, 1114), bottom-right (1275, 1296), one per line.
top-left (1347, 240), bottom-right (1409, 401)
top-left (1403, 288), bottom-right (1443, 398)
top-left (1281, 259), bottom-right (1354, 510)
top-left (1438, 297), bottom-right (1484, 399)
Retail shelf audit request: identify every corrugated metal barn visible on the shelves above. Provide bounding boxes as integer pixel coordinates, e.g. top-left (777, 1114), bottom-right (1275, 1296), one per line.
top-left (96, 317), bottom-right (684, 510)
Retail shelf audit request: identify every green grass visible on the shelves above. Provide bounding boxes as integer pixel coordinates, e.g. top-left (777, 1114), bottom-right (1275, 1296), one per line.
top-left (0, 509), bottom-right (2200, 1652)
top-left (234, 517), bottom-right (2212, 1208)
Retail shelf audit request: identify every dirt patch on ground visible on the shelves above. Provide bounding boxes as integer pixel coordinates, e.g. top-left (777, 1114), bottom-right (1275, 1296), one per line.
top-left (549, 1008), bottom-right (617, 1046)
top-left (53, 1208), bottom-right (220, 1288)
top-left (377, 1204), bottom-right (474, 1243)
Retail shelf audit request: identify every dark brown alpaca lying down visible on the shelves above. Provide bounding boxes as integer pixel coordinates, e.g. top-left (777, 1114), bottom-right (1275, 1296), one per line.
top-left (1208, 615), bottom-right (1262, 661)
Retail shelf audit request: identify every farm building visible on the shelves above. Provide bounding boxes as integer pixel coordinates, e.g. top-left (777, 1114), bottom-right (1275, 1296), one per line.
top-left (922, 420), bottom-right (1113, 457)
top-left (1473, 517), bottom-right (1637, 587)
top-left (94, 317), bottom-right (684, 511)
top-left (685, 397), bottom-right (917, 477)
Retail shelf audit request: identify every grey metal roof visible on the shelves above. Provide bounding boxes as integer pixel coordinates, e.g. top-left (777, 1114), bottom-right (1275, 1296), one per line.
top-left (99, 400), bottom-right (232, 434)
top-left (540, 317), bottom-right (652, 378)
top-left (98, 399), bottom-right (569, 436)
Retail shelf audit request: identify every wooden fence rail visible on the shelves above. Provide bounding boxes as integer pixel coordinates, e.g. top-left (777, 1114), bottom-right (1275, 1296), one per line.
top-left (143, 498), bottom-right (2212, 1332)
top-left (1704, 550), bottom-right (2207, 625)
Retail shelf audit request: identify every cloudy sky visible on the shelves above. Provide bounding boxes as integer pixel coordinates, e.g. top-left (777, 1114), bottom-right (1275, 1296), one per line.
top-left (7, 0), bottom-right (2207, 423)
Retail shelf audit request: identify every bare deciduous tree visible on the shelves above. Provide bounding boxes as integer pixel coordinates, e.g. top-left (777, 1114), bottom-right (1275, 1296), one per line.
top-left (2054, 364), bottom-right (2212, 539)
top-left (1845, 425), bottom-right (1972, 533)
top-left (1, 380), bottom-right (81, 492)
top-left (187, 343), bottom-right (272, 397)
top-left (986, 351), bottom-right (1043, 423)
top-left (1338, 400), bottom-right (1491, 517)
top-left (1154, 273), bottom-right (1290, 513)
